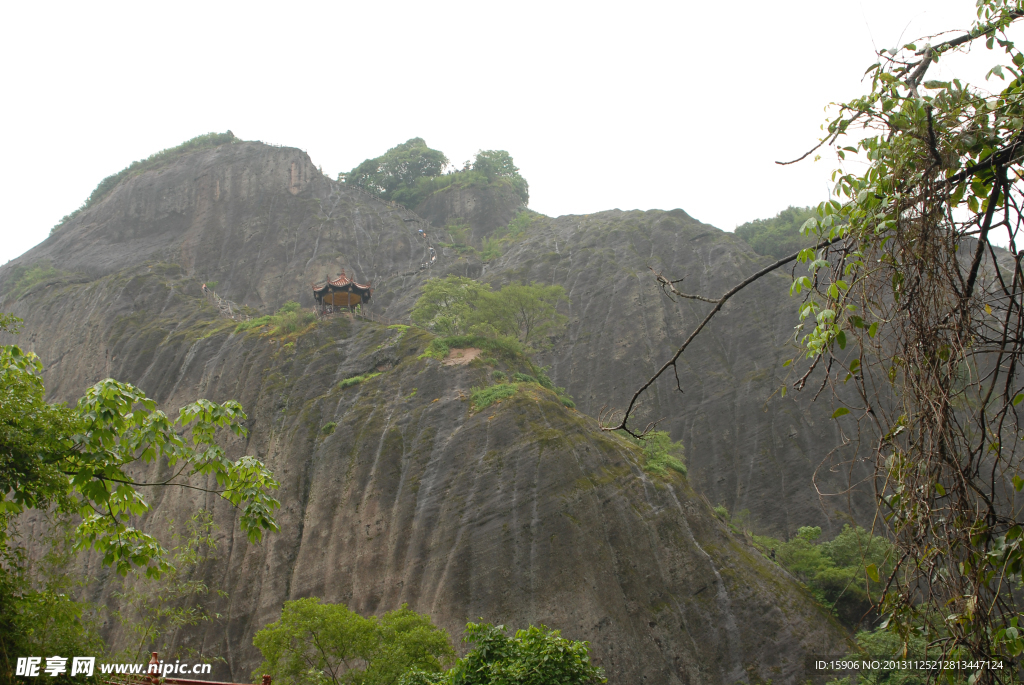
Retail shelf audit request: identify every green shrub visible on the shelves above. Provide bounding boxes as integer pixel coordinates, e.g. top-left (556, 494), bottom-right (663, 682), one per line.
top-left (321, 422), bottom-right (337, 435)
top-left (513, 372), bottom-right (537, 384)
top-left (713, 505), bottom-right (729, 520)
top-left (480, 211), bottom-right (534, 261)
top-left (620, 430), bottom-right (687, 477)
top-left (420, 334), bottom-right (526, 363)
top-left (235, 303), bottom-right (316, 335)
top-left (339, 372), bottom-right (381, 389)
top-left (253, 598), bottom-right (453, 685)
top-left (753, 524), bottom-right (894, 630)
top-left (4, 261), bottom-right (61, 299)
top-left (560, 397), bottom-right (575, 409)
top-left (639, 431), bottom-right (687, 476)
top-left (420, 338), bottom-right (450, 361)
top-left (492, 370), bottom-right (507, 382)
top-left (411, 275), bottom-right (564, 348)
top-left (236, 315), bottom-right (273, 331)
top-left (470, 384), bottom-right (517, 412)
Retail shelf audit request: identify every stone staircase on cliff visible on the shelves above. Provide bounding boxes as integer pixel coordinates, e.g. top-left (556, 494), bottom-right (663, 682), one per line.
top-left (203, 288), bottom-right (247, 320)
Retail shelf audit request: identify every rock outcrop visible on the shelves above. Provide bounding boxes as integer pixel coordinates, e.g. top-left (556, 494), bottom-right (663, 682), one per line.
top-left (1, 140), bottom-right (861, 683)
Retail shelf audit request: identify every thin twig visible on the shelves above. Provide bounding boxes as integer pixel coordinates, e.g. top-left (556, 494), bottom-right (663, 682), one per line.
top-left (606, 234), bottom-right (845, 435)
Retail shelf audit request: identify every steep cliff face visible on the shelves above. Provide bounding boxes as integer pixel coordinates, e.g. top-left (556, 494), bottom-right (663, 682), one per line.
top-left (0, 140), bottom-right (863, 682)
top-left (475, 210), bottom-right (874, 538)
top-left (9, 142), bottom-right (431, 315)
top-left (1, 141), bottom-right (871, 537)
top-left (414, 181), bottom-right (525, 242)
top-left (13, 264), bottom-right (848, 683)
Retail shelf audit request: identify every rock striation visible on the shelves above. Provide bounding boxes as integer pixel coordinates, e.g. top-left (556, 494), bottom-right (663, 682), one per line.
top-left (1, 140), bottom-right (859, 683)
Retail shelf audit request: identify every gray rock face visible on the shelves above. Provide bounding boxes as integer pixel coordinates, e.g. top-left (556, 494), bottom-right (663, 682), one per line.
top-left (474, 210), bottom-right (874, 539)
top-left (1, 141), bottom-right (858, 683)
top-left (414, 181), bottom-right (525, 242)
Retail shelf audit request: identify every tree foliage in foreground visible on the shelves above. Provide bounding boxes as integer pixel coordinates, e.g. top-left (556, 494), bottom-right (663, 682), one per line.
top-left (253, 598), bottom-right (454, 685)
top-left (111, 511), bottom-right (225, 662)
top-left (0, 512), bottom-right (104, 685)
top-left (0, 312), bottom-right (280, 680)
top-left (402, 622), bottom-right (605, 685)
top-left (1, 316), bottom-right (280, 577)
top-left (611, 0), bottom-right (1024, 676)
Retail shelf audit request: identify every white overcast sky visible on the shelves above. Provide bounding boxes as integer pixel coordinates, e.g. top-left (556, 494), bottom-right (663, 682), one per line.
top-left (0, 0), bottom-right (1013, 265)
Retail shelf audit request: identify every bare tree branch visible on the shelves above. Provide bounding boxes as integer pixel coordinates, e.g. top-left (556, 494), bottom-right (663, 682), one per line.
top-left (605, 234), bottom-right (845, 435)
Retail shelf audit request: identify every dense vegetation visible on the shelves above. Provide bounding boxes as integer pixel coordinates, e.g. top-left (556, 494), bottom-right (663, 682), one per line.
top-left (733, 206), bottom-right (817, 259)
top-left (0, 313), bottom-right (279, 683)
top-left (253, 599), bottom-right (454, 685)
top-left (402, 622), bottom-right (605, 685)
top-left (747, 523), bottom-right (892, 630)
top-left (411, 276), bottom-right (566, 348)
top-left (345, 138), bottom-right (529, 208)
top-left (50, 132), bottom-right (239, 235)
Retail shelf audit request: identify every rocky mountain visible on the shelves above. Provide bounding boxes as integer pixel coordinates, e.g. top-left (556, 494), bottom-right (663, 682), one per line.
top-left (1, 139), bottom-right (861, 683)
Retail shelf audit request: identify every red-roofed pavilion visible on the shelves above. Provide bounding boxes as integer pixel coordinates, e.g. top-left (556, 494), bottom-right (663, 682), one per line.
top-left (312, 271), bottom-right (372, 314)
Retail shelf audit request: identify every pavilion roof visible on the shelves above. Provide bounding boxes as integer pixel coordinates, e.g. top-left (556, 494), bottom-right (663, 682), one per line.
top-left (312, 271), bottom-right (372, 298)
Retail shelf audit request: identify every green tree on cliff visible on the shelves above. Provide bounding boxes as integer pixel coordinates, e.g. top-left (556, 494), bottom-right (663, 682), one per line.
top-left (472, 150), bottom-right (529, 204)
top-left (410, 277), bottom-right (491, 337)
top-left (347, 138), bottom-right (449, 201)
top-left (412, 277), bottom-right (567, 347)
top-left (734, 206), bottom-right (817, 259)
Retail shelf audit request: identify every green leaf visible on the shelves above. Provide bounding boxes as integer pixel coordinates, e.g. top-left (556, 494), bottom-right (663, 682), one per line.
top-left (868, 322), bottom-right (879, 338)
top-left (836, 331), bottom-right (847, 350)
top-left (1014, 393), bottom-right (1024, 406)
top-left (934, 482), bottom-right (946, 496)
top-left (832, 407), bottom-right (850, 419)
top-left (1014, 475), bottom-right (1024, 492)
top-left (865, 563), bottom-right (880, 583)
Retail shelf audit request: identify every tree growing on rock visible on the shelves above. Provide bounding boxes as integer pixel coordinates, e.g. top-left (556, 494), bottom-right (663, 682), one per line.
top-left (412, 277), bottom-right (567, 348)
top-left (347, 138), bottom-right (449, 201)
top-left (477, 282), bottom-right (567, 347)
top-left (472, 150), bottom-right (529, 204)
top-left (411, 277), bottom-right (491, 337)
